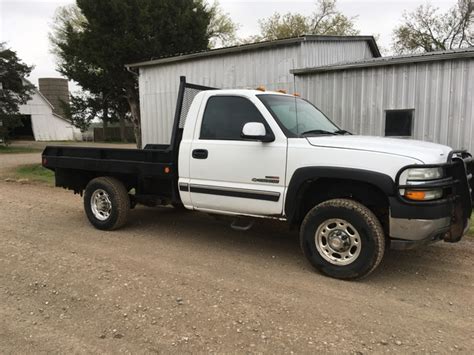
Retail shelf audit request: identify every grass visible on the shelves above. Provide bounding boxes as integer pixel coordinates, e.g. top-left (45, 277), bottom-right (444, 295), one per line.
top-left (0, 145), bottom-right (42, 154)
top-left (13, 164), bottom-right (54, 184)
top-left (469, 221), bottom-right (474, 237)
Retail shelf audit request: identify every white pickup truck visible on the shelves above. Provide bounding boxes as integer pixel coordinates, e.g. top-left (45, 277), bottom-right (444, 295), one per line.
top-left (42, 77), bottom-right (473, 280)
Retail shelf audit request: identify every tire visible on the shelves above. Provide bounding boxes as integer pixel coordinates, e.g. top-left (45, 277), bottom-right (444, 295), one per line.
top-left (84, 177), bottom-right (130, 230)
top-left (300, 198), bottom-right (385, 280)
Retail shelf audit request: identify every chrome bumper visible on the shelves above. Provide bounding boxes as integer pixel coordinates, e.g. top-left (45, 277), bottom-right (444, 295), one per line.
top-left (389, 216), bottom-right (453, 250)
top-left (390, 216), bottom-right (451, 241)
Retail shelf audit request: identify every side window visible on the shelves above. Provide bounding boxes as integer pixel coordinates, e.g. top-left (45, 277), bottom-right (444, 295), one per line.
top-left (200, 96), bottom-right (267, 140)
top-left (385, 109), bottom-right (413, 137)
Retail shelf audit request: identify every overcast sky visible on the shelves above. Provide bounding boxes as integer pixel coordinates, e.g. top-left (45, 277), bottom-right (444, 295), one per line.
top-left (1, 0), bottom-right (455, 89)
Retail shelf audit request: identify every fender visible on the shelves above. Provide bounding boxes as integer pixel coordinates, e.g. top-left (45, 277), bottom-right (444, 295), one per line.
top-left (285, 167), bottom-right (396, 224)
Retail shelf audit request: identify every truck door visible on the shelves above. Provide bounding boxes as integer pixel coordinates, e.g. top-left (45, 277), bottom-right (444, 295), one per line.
top-left (188, 94), bottom-right (287, 216)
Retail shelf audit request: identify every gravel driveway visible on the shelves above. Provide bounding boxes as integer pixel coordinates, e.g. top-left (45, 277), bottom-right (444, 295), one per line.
top-left (0, 153), bottom-right (473, 353)
top-left (0, 152), bottom-right (40, 170)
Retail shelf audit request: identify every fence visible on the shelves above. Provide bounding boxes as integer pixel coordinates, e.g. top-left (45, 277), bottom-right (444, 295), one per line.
top-left (93, 127), bottom-right (136, 142)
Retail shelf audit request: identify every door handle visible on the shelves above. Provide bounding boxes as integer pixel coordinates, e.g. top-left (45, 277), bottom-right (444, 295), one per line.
top-left (192, 149), bottom-right (208, 159)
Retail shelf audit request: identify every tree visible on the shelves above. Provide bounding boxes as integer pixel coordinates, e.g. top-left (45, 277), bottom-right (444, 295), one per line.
top-left (50, 4), bottom-right (127, 142)
top-left (392, 0), bottom-right (473, 54)
top-left (61, 92), bottom-right (101, 133)
top-left (0, 43), bottom-right (34, 145)
top-left (62, 91), bottom-right (130, 142)
top-left (203, 0), bottom-right (239, 48)
top-left (258, 13), bottom-right (310, 41)
top-left (51, 1), bottom-right (235, 147)
top-left (256, 0), bottom-right (359, 41)
top-left (309, 0), bottom-right (360, 36)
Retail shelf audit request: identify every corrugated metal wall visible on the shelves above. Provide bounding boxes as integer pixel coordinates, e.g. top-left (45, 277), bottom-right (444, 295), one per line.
top-left (296, 59), bottom-right (474, 151)
top-left (138, 40), bottom-right (374, 145)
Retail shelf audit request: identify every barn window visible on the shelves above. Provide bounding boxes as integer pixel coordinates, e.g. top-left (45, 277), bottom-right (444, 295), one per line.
top-left (385, 109), bottom-right (413, 137)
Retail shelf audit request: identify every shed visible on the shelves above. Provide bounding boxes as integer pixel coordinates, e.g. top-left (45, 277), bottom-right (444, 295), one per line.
top-left (292, 47), bottom-right (474, 151)
top-left (127, 35), bottom-right (380, 146)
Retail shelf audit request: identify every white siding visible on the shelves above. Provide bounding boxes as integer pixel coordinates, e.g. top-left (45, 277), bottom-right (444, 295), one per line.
top-left (19, 91), bottom-right (81, 141)
top-left (297, 59), bottom-right (474, 151)
top-left (138, 40), bottom-right (376, 145)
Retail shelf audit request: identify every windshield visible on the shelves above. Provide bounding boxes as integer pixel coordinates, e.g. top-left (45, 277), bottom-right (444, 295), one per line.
top-left (257, 94), bottom-right (341, 137)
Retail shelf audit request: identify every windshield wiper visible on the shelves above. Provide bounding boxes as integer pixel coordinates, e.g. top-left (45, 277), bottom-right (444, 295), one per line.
top-left (334, 129), bottom-right (352, 135)
top-left (300, 129), bottom-right (337, 136)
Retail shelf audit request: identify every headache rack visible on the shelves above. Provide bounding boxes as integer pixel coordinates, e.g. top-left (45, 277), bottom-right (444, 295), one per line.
top-left (169, 76), bottom-right (217, 159)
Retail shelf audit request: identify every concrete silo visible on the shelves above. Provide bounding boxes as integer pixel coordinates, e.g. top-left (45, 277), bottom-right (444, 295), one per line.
top-left (38, 78), bottom-right (69, 119)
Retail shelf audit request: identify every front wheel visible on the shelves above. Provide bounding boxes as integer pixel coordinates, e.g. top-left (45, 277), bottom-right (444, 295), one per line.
top-left (300, 198), bottom-right (385, 280)
top-left (84, 177), bottom-right (130, 230)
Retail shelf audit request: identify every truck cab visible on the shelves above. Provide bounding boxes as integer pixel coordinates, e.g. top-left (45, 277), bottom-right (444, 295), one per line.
top-left (42, 77), bottom-right (473, 280)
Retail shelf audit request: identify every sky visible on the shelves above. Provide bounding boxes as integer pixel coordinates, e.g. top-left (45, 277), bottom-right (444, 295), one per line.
top-left (0, 0), bottom-right (455, 90)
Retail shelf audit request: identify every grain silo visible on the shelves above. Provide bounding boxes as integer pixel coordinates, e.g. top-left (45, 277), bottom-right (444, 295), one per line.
top-left (38, 78), bottom-right (70, 119)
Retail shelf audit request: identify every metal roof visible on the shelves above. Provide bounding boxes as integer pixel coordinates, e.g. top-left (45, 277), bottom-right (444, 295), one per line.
top-left (126, 35), bottom-right (381, 68)
top-left (291, 47), bottom-right (474, 75)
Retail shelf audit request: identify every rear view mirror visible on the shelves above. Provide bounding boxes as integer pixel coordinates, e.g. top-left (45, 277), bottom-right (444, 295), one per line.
top-left (241, 122), bottom-right (274, 142)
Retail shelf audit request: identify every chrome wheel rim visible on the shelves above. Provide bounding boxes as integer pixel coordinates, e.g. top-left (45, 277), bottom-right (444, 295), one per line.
top-left (91, 189), bottom-right (112, 221)
top-left (315, 218), bottom-right (361, 266)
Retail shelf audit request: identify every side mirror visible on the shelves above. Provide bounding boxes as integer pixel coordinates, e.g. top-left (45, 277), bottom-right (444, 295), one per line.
top-left (241, 122), bottom-right (274, 142)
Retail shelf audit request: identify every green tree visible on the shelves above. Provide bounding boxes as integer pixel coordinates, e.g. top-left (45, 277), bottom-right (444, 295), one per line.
top-left (51, 1), bottom-right (234, 147)
top-left (258, 13), bottom-right (310, 41)
top-left (392, 0), bottom-right (473, 54)
top-left (50, 4), bottom-right (127, 141)
top-left (61, 92), bottom-right (101, 133)
top-left (201, 0), bottom-right (239, 48)
top-left (0, 43), bottom-right (34, 145)
top-left (256, 0), bottom-right (359, 41)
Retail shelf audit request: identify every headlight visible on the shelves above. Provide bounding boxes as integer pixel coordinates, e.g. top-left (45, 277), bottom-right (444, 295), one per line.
top-left (406, 167), bottom-right (443, 181)
top-left (403, 167), bottom-right (444, 201)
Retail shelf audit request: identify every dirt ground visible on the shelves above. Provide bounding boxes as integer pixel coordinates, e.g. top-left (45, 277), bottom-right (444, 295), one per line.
top-left (0, 152), bottom-right (473, 353)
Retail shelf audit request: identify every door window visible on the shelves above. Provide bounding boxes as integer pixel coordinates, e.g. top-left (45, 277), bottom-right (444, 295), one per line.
top-left (200, 96), bottom-right (268, 140)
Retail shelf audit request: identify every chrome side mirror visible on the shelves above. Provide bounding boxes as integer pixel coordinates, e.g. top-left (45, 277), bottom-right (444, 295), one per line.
top-left (241, 122), bottom-right (274, 142)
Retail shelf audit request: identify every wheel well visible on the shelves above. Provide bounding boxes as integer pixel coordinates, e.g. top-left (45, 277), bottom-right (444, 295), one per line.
top-left (292, 178), bottom-right (389, 233)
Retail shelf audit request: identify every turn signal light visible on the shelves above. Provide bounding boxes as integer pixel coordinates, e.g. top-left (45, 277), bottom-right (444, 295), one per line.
top-left (404, 189), bottom-right (443, 201)
top-left (405, 190), bottom-right (426, 201)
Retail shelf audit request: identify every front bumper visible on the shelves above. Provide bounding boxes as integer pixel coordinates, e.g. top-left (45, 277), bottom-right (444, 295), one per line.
top-left (389, 217), bottom-right (470, 250)
top-left (390, 216), bottom-right (451, 241)
top-left (389, 150), bottom-right (473, 250)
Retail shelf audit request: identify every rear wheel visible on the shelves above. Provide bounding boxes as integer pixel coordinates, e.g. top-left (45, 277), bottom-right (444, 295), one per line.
top-left (300, 198), bottom-right (385, 280)
top-left (84, 177), bottom-right (130, 230)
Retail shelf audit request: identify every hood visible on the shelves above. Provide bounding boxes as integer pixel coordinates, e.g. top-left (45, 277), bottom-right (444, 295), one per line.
top-left (306, 135), bottom-right (452, 164)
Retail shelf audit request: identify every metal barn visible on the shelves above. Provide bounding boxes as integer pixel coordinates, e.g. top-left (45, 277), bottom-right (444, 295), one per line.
top-left (127, 35), bottom-right (381, 146)
top-left (292, 48), bottom-right (474, 151)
